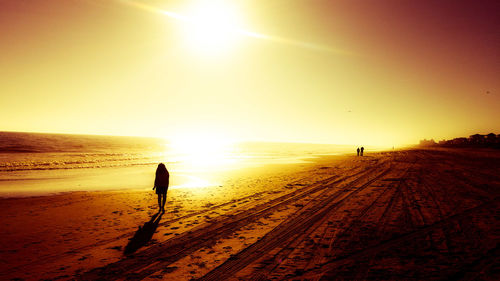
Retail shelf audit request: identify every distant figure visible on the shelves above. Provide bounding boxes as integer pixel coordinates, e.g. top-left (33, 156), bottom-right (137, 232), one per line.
top-left (360, 147), bottom-right (364, 156)
top-left (357, 147), bottom-right (360, 156)
top-left (153, 163), bottom-right (169, 213)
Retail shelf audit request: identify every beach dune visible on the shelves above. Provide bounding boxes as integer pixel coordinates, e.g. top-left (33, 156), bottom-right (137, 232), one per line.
top-left (0, 148), bottom-right (499, 280)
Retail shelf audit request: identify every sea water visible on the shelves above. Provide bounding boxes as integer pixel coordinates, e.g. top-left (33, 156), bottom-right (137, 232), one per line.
top-left (0, 131), bottom-right (353, 197)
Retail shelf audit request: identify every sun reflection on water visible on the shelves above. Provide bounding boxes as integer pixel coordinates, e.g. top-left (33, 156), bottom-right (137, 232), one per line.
top-left (162, 133), bottom-right (239, 189)
top-left (167, 134), bottom-right (237, 170)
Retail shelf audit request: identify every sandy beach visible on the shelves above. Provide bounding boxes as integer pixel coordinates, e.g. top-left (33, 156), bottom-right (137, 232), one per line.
top-left (0, 148), bottom-right (499, 280)
top-left (2, 1), bottom-right (498, 279)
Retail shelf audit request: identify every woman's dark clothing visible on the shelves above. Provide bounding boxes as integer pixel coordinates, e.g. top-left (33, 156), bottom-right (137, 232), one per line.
top-left (155, 186), bottom-right (167, 195)
top-left (154, 171), bottom-right (169, 195)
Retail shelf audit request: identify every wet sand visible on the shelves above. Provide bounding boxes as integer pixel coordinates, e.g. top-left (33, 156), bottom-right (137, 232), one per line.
top-left (0, 148), bottom-right (499, 280)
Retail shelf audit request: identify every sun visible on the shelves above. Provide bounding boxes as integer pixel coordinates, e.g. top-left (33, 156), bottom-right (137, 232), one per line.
top-left (181, 0), bottom-right (242, 55)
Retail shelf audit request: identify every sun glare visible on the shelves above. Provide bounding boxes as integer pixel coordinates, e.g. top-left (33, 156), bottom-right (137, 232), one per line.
top-left (181, 1), bottom-right (242, 55)
top-left (168, 133), bottom-right (236, 170)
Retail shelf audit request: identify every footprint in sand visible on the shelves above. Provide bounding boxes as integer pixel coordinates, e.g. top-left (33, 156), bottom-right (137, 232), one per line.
top-left (195, 261), bottom-right (207, 268)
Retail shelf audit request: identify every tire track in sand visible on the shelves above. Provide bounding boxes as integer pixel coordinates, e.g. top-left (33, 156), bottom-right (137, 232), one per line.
top-left (198, 165), bottom-right (393, 281)
top-left (298, 197), bottom-right (500, 280)
top-left (262, 154), bottom-right (417, 281)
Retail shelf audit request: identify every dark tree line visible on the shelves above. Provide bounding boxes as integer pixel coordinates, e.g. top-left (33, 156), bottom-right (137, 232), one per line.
top-left (419, 133), bottom-right (500, 148)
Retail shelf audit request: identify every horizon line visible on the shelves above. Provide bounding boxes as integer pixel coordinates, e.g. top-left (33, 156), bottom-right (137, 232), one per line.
top-left (0, 129), bottom-right (399, 147)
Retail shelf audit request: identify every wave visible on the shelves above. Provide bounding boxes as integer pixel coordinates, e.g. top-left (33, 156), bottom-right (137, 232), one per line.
top-left (0, 153), bottom-right (172, 172)
top-left (0, 132), bottom-right (172, 171)
top-left (0, 131), bottom-right (166, 154)
top-left (0, 161), bottom-right (163, 172)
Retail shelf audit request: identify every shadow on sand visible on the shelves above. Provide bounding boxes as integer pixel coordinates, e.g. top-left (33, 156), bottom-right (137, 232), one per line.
top-left (124, 212), bottom-right (163, 255)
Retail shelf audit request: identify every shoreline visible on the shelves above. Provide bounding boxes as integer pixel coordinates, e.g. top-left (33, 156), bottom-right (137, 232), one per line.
top-left (0, 151), bottom-right (351, 199)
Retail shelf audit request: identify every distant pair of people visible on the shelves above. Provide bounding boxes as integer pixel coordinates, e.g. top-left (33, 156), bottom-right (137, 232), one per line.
top-left (153, 163), bottom-right (169, 213)
top-left (357, 147), bottom-right (364, 156)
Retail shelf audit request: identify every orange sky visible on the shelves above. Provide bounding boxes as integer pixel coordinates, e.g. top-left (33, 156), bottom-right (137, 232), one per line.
top-left (0, 0), bottom-right (498, 146)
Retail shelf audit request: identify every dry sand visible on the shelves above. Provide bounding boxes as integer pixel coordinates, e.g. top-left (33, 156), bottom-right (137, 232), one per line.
top-left (0, 148), bottom-right (499, 280)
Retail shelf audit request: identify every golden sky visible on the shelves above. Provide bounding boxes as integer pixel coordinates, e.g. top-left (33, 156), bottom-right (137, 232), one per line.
top-left (1, 0), bottom-right (498, 146)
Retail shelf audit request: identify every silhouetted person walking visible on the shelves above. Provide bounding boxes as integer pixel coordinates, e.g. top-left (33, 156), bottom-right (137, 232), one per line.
top-left (357, 147), bottom-right (360, 156)
top-left (360, 146), bottom-right (364, 156)
top-left (153, 163), bottom-right (169, 213)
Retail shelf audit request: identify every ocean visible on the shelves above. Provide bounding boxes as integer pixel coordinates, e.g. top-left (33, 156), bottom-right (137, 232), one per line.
top-left (0, 131), bottom-right (354, 197)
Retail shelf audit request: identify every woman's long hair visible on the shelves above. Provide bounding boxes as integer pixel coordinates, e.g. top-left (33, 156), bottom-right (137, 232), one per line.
top-left (156, 163), bottom-right (168, 176)
top-left (155, 163), bottom-right (169, 187)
